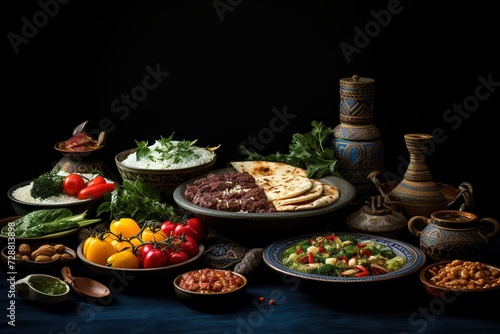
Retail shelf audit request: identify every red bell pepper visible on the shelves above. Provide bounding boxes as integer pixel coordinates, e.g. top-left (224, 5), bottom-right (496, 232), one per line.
top-left (355, 265), bottom-right (369, 277)
top-left (308, 252), bottom-right (314, 264)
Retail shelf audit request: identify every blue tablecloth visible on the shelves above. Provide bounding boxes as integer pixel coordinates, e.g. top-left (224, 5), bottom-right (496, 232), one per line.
top-left (2, 220), bottom-right (500, 334)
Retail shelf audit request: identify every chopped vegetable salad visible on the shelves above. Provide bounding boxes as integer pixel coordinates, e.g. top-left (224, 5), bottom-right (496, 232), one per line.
top-left (280, 233), bottom-right (406, 277)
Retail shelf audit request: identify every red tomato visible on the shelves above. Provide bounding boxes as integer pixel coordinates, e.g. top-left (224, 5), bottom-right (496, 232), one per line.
top-left (77, 182), bottom-right (116, 200)
top-left (140, 243), bottom-right (155, 258)
top-left (173, 217), bottom-right (207, 243)
top-left (86, 175), bottom-right (106, 187)
top-left (168, 250), bottom-right (189, 265)
top-left (178, 234), bottom-right (199, 258)
top-left (136, 252), bottom-right (144, 268)
top-left (143, 248), bottom-right (168, 268)
top-left (161, 220), bottom-right (178, 238)
top-left (62, 174), bottom-right (86, 196)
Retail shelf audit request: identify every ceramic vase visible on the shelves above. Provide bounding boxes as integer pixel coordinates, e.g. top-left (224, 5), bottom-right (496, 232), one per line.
top-left (332, 75), bottom-right (384, 199)
top-left (389, 133), bottom-right (448, 218)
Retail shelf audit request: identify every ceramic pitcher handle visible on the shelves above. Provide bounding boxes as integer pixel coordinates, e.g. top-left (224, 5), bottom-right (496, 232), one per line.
top-left (478, 218), bottom-right (500, 240)
top-left (407, 216), bottom-right (429, 237)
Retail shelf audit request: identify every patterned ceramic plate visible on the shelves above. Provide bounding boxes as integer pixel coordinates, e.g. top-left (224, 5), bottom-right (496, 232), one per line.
top-left (263, 232), bottom-right (426, 283)
top-left (173, 168), bottom-right (356, 236)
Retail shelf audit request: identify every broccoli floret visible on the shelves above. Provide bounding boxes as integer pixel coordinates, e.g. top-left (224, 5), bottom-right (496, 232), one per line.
top-left (312, 263), bottom-right (342, 276)
top-left (337, 244), bottom-right (358, 258)
top-left (363, 241), bottom-right (397, 258)
top-left (281, 245), bottom-right (299, 261)
top-left (340, 234), bottom-right (358, 246)
top-left (384, 256), bottom-right (406, 272)
top-left (323, 243), bottom-right (338, 255)
top-left (378, 246), bottom-right (396, 259)
top-left (282, 252), bottom-right (307, 267)
top-left (296, 239), bottom-right (312, 251)
top-left (30, 172), bottom-right (64, 199)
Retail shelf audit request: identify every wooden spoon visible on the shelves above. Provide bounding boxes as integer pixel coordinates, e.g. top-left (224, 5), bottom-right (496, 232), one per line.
top-left (61, 266), bottom-right (110, 299)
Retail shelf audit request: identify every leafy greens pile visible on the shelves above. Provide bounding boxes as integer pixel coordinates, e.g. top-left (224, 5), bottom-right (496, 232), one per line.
top-left (1, 208), bottom-right (100, 238)
top-left (239, 120), bottom-right (340, 179)
top-left (97, 178), bottom-right (182, 225)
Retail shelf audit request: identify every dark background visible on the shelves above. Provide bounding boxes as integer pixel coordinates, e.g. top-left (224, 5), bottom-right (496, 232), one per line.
top-left (2, 1), bottom-right (498, 220)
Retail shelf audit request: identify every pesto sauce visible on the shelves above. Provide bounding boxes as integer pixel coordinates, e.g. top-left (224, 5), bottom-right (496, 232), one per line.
top-left (29, 276), bottom-right (67, 295)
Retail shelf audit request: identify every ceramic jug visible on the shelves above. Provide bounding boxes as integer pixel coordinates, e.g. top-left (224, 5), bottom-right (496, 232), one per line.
top-left (408, 210), bottom-right (500, 262)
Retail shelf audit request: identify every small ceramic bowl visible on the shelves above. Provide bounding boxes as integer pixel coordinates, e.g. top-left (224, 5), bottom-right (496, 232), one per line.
top-left (173, 268), bottom-right (248, 306)
top-left (15, 274), bottom-right (70, 304)
top-left (115, 148), bottom-right (216, 199)
top-left (419, 259), bottom-right (500, 304)
top-left (1, 243), bottom-right (77, 275)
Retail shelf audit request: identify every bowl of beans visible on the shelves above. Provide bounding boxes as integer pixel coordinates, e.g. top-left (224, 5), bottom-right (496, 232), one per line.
top-left (419, 259), bottom-right (500, 303)
top-left (173, 268), bottom-right (248, 307)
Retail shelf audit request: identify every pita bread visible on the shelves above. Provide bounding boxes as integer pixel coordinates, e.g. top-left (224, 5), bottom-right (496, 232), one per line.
top-left (254, 174), bottom-right (312, 201)
top-left (231, 161), bottom-right (308, 178)
top-left (273, 179), bottom-right (323, 207)
top-left (274, 182), bottom-right (340, 212)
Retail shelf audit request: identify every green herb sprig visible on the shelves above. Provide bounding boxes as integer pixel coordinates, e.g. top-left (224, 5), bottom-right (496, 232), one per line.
top-left (239, 120), bottom-right (340, 179)
top-left (135, 133), bottom-right (199, 164)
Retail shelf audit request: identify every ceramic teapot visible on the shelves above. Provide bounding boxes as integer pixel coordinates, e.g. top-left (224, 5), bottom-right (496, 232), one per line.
top-left (408, 210), bottom-right (500, 262)
top-left (368, 134), bottom-right (474, 219)
top-left (368, 171), bottom-right (474, 218)
top-left (346, 195), bottom-right (407, 235)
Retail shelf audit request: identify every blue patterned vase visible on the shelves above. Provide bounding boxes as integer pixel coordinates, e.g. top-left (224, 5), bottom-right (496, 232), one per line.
top-left (332, 75), bottom-right (384, 200)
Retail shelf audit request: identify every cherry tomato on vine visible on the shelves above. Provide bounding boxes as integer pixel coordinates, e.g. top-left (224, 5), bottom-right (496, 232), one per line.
top-left (110, 237), bottom-right (135, 252)
top-left (136, 251), bottom-right (144, 268)
top-left (168, 250), bottom-right (189, 265)
top-left (173, 217), bottom-right (207, 243)
top-left (141, 226), bottom-right (167, 243)
top-left (106, 250), bottom-right (140, 269)
top-left (62, 174), bottom-right (86, 196)
top-left (176, 234), bottom-right (199, 258)
top-left (139, 243), bottom-right (155, 258)
top-left (84, 236), bottom-right (117, 266)
top-left (161, 220), bottom-right (177, 238)
top-left (143, 248), bottom-right (168, 268)
top-left (110, 218), bottom-right (141, 239)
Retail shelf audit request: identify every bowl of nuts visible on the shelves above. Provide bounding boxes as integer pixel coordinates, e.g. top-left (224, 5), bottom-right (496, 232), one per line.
top-left (1, 242), bottom-right (76, 275)
top-left (419, 259), bottom-right (500, 303)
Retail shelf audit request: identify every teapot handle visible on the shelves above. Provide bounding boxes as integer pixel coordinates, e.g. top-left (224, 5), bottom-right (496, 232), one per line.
top-left (448, 182), bottom-right (474, 211)
top-left (407, 215), bottom-right (430, 237)
top-left (478, 217), bottom-right (500, 240)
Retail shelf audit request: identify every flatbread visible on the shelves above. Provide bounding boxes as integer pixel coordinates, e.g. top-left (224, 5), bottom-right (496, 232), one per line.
top-left (231, 161), bottom-right (308, 178)
top-left (273, 179), bottom-right (323, 207)
top-left (254, 174), bottom-right (312, 201)
top-left (274, 182), bottom-right (340, 212)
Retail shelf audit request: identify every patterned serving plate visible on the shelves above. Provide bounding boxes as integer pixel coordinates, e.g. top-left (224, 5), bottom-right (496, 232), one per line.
top-left (263, 232), bottom-right (426, 283)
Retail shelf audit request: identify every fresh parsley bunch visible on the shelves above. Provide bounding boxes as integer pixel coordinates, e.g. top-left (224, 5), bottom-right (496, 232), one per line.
top-left (97, 178), bottom-right (182, 224)
top-left (239, 120), bottom-right (340, 179)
